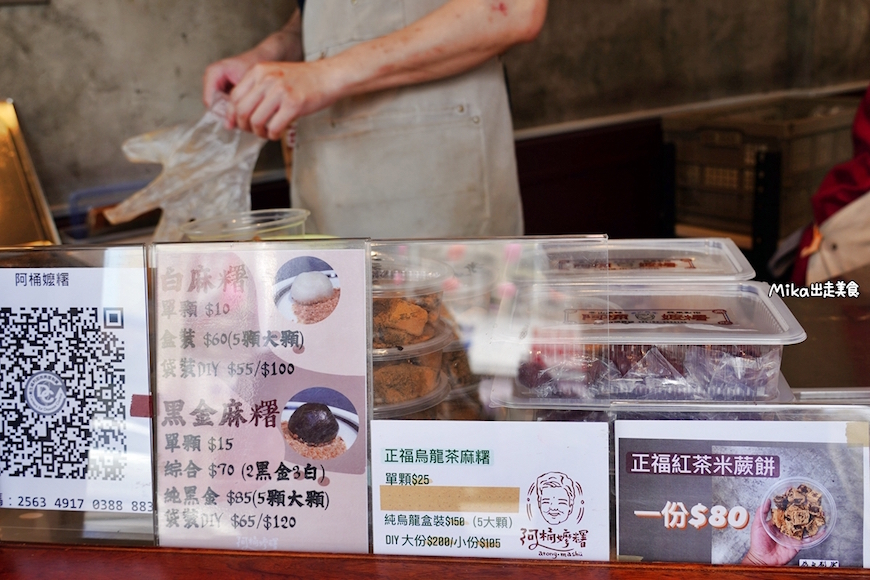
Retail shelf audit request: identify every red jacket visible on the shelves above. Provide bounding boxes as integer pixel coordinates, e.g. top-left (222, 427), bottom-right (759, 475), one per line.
top-left (793, 86), bottom-right (870, 283)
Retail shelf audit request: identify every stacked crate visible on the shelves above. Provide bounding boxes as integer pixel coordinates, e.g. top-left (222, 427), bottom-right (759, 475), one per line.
top-left (663, 97), bottom-right (859, 254)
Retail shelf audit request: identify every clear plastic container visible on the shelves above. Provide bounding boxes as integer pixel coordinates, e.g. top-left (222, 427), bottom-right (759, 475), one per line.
top-left (372, 321), bottom-right (454, 418)
top-left (491, 281), bottom-right (806, 406)
top-left (425, 244), bottom-right (497, 318)
top-left (508, 237), bottom-right (755, 283)
top-left (179, 208), bottom-right (310, 241)
top-left (371, 251), bottom-right (453, 348)
top-left (441, 339), bottom-right (482, 397)
top-left (761, 477), bottom-right (836, 550)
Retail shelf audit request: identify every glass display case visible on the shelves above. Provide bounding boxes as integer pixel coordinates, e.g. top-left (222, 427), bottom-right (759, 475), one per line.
top-left (1, 236), bottom-right (867, 574)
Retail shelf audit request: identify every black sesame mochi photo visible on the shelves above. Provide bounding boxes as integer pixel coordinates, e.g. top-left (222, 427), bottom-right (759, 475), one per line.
top-left (281, 387), bottom-right (359, 460)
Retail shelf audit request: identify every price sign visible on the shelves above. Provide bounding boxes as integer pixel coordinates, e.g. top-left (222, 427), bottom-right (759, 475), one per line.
top-left (616, 420), bottom-right (870, 568)
top-left (152, 243), bottom-right (369, 553)
top-left (372, 420), bottom-right (611, 560)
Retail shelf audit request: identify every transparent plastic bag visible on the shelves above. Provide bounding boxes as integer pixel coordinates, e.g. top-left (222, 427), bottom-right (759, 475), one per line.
top-left (616, 347), bottom-right (696, 401)
top-left (684, 346), bottom-right (782, 401)
top-left (104, 95), bottom-right (265, 241)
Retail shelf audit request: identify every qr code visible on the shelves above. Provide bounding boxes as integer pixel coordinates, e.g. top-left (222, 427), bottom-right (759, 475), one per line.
top-left (0, 306), bottom-right (128, 480)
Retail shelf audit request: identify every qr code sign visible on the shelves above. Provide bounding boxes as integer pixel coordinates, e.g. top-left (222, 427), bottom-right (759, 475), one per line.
top-left (0, 306), bottom-right (128, 480)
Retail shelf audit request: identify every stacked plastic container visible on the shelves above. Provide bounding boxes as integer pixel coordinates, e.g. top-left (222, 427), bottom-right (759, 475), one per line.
top-left (371, 243), bottom-right (505, 420)
top-left (487, 237), bottom-right (807, 410)
top-left (370, 251), bottom-right (455, 418)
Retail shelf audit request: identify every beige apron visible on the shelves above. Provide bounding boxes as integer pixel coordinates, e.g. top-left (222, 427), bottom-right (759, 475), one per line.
top-left (291, 0), bottom-right (523, 238)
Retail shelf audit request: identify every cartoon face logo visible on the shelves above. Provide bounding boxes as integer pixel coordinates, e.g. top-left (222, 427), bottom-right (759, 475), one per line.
top-left (24, 371), bottom-right (67, 415)
top-left (527, 471), bottom-right (584, 526)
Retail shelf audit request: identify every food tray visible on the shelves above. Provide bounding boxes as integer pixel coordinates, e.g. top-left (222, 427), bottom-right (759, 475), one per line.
top-left (489, 281), bottom-right (806, 404)
top-left (488, 372), bottom-right (796, 410)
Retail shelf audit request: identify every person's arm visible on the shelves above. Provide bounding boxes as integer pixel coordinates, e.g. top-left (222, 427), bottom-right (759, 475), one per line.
top-left (228, 0), bottom-right (548, 140)
top-left (202, 7), bottom-right (304, 108)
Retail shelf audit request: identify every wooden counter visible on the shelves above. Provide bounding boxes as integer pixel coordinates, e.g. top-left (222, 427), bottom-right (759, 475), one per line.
top-left (781, 263), bottom-right (870, 392)
top-left (2, 542), bottom-right (869, 579)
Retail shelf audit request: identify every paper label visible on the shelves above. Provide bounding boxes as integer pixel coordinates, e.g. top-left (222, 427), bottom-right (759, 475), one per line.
top-left (616, 420), bottom-right (870, 568)
top-left (152, 243), bottom-right (369, 552)
top-left (0, 249), bottom-right (153, 514)
top-left (372, 420), bottom-right (610, 560)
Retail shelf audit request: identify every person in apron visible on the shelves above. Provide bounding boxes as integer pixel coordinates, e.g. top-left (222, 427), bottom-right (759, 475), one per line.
top-left (203, 0), bottom-right (548, 238)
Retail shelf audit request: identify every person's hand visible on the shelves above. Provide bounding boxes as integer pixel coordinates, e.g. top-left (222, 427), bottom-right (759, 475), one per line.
top-left (227, 60), bottom-right (340, 141)
top-left (741, 500), bottom-right (799, 566)
top-left (203, 52), bottom-right (263, 110)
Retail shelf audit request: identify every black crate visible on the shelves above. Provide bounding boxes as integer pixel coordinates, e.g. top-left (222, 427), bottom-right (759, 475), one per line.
top-left (664, 97), bottom-right (858, 237)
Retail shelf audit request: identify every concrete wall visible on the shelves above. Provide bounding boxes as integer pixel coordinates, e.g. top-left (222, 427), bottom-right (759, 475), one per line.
top-left (1, 0), bottom-right (868, 209)
top-left (504, 0), bottom-right (870, 128)
top-left (1, 0), bottom-right (293, 209)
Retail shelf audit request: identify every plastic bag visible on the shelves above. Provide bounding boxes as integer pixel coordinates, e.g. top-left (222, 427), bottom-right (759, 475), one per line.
top-left (104, 95), bottom-right (265, 241)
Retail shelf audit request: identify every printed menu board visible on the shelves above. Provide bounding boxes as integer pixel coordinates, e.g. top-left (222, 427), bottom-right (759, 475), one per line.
top-left (152, 242), bottom-right (369, 552)
top-left (371, 420), bottom-right (610, 560)
top-left (0, 247), bottom-right (153, 527)
top-left (616, 420), bottom-right (870, 568)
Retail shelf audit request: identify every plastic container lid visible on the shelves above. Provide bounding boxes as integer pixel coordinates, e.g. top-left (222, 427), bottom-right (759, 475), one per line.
top-left (497, 281), bottom-right (806, 346)
top-left (446, 381), bottom-right (480, 400)
top-left (179, 208), bottom-right (310, 241)
top-left (371, 251), bottom-right (453, 299)
top-left (444, 262), bottom-right (496, 301)
top-left (372, 320), bottom-right (455, 361)
top-left (508, 238), bottom-right (755, 283)
top-left (414, 244), bottom-right (498, 303)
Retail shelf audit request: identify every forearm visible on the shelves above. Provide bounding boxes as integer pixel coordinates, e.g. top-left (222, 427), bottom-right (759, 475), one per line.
top-left (251, 7), bottom-right (304, 63)
top-left (320, 0), bottom-right (547, 100)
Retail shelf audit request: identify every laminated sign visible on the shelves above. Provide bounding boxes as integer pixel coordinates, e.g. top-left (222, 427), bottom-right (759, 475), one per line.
top-left (0, 247), bottom-right (154, 541)
top-left (371, 420), bottom-right (611, 560)
top-left (616, 420), bottom-right (870, 568)
top-left (152, 241), bottom-right (369, 552)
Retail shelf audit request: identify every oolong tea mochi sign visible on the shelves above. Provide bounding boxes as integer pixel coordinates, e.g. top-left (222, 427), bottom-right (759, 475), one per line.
top-left (371, 420), bottom-right (611, 560)
top-left (152, 242), bottom-right (369, 552)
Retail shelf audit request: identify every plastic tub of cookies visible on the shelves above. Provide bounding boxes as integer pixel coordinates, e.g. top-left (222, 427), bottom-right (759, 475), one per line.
top-left (489, 281), bottom-right (806, 407)
top-left (507, 237), bottom-right (754, 283)
top-left (373, 321), bottom-right (453, 418)
top-left (371, 251), bottom-right (453, 348)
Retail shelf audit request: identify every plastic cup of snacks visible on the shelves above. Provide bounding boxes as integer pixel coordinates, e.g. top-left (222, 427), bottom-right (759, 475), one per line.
top-left (372, 321), bottom-right (454, 419)
top-left (761, 477), bottom-right (836, 550)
